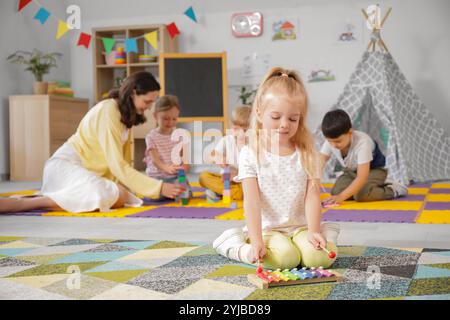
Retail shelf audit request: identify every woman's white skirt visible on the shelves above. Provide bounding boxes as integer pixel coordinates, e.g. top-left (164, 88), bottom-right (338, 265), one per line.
top-left (41, 143), bottom-right (143, 213)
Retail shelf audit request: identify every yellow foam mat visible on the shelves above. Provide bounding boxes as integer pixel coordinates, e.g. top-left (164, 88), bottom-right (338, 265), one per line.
top-left (431, 183), bottom-right (450, 189)
top-left (416, 210), bottom-right (450, 224)
top-left (320, 193), bottom-right (331, 201)
top-left (0, 190), bottom-right (39, 197)
top-left (192, 192), bottom-right (205, 198)
top-left (408, 188), bottom-right (429, 195)
top-left (43, 206), bottom-right (156, 218)
top-left (336, 201), bottom-right (423, 211)
top-left (426, 194), bottom-right (450, 202)
top-left (215, 208), bottom-right (245, 220)
top-left (164, 197), bottom-right (242, 209)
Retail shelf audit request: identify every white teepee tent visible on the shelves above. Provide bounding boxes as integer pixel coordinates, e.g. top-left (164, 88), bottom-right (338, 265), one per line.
top-left (316, 7), bottom-right (450, 185)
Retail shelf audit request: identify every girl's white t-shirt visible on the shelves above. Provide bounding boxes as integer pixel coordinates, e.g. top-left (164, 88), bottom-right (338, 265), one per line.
top-left (235, 145), bottom-right (308, 235)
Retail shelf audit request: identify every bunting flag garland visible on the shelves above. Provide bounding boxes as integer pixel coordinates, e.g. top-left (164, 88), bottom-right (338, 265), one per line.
top-left (167, 22), bottom-right (181, 39)
top-left (18, 0), bottom-right (32, 12)
top-left (102, 38), bottom-right (116, 54)
top-left (17, 0), bottom-right (191, 53)
top-left (34, 7), bottom-right (50, 25)
top-left (184, 6), bottom-right (197, 23)
top-left (56, 20), bottom-right (71, 40)
top-left (77, 32), bottom-right (92, 49)
top-left (125, 38), bottom-right (138, 53)
top-left (144, 31), bottom-right (158, 50)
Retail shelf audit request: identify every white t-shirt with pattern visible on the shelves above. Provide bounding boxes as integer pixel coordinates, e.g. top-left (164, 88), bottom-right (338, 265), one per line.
top-left (235, 146), bottom-right (308, 235)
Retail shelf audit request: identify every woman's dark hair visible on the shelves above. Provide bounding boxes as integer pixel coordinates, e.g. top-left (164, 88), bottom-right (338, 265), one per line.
top-left (321, 109), bottom-right (352, 138)
top-left (108, 71), bottom-right (161, 128)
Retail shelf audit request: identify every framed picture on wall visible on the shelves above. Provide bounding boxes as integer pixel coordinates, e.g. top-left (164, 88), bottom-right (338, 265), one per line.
top-left (271, 18), bottom-right (299, 41)
top-left (334, 19), bottom-right (364, 46)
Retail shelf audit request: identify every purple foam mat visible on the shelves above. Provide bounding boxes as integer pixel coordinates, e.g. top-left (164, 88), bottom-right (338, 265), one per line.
top-left (128, 206), bottom-right (232, 219)
top-left (425, 202), bottom-right (450, 210)
top-left (395, 194), bottom-right (426, 201)
top-left (410, 183), bottom-right (431, 188)
top-left (2, 210), bottom-right (47, 216)
top-left (429, 189), bottom-right (450, 194)
top-left (323, 210), bottom-right (418, 223)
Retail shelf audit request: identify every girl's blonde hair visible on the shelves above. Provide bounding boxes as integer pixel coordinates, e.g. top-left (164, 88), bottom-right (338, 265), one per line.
top-left (154, 95), bottom-right (180, 113)
top-left (249, 67), bottom-right (320, 180)
top-left (231, 105), bottom-right (252, 128)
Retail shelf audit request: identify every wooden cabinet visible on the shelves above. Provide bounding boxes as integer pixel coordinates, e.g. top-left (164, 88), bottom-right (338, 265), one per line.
top-left (92, 24), bottom-right (178, 171)
top-left (9, 95), bottom-right (89, 181)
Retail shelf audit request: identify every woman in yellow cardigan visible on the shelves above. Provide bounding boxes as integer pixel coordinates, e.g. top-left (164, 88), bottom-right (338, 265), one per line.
top-left (0, 72), bottom-right (184, 213)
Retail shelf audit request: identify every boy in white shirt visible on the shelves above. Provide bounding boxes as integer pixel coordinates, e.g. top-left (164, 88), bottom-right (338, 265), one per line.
top-left (199, 106), bottom-right (251, 200)
top-left (320, 109), bottom-right (408, 204)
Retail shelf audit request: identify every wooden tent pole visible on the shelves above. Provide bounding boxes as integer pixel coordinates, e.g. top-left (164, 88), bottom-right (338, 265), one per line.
top-left (381, 7), bottom-right (392, 28)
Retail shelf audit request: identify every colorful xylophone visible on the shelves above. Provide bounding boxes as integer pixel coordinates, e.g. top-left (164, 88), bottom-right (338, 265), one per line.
top-left (247, 266), bottom-right (342, 289)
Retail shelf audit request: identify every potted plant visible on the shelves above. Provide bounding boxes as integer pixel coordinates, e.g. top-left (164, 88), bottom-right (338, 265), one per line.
top-left (7, 50), bottom-right (62, 94)
top-left (238, 85), bottom-right (257, 106)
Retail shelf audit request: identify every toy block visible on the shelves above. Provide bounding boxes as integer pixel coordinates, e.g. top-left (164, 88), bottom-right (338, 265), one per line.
top-left (224, 181), bottom-right (231, 189)
top-left (222, 190), bottom-right (231, 197)
top-left (230, 202), bottom-right (238, 209)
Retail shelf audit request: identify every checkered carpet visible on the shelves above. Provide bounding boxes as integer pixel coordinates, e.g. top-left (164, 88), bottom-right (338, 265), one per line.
top-left (1, 236), bottom-right (450, 300)
top-left (1, 183), bottom-right (450, 223)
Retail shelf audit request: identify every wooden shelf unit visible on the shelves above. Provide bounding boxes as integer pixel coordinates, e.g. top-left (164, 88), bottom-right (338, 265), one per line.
top-left (92, 24), bottom-right (178, 171)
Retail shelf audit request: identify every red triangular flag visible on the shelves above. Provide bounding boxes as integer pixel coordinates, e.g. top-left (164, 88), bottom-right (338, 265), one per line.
top-left (77, 32), bottom-right (92, 49)
top-left (18, 0), bottom-right (32, 11)
top-left (166, 22), bottom-right (180, 39)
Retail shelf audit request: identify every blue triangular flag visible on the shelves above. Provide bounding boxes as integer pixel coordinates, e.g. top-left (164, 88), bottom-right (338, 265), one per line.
top-left (184, 6), bottom-right (197, 23)
top-left (125, 38), bottom-right (138, 53)
top-left (34, 7), bottom-right (51, 25)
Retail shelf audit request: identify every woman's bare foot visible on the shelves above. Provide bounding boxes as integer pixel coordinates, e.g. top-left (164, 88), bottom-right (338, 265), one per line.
top-left (0, 196), bottom-right (61, 213)
top-left (0, 197), bottom-right (26, 213)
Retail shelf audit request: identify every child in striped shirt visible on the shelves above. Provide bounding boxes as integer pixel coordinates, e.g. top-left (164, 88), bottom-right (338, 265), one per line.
top-left (144, 95), bottom-right (191, 195)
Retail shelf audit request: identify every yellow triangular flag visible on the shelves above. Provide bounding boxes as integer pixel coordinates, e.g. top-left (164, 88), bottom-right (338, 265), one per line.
top-left (144, 31), bottom-right (158, 50)
top-left (56, 20), bottom-right (70, 40)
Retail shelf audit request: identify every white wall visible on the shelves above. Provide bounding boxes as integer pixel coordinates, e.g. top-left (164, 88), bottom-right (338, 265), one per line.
top-left (2, 0), bottom-right (449, 177)
top-left (69, 0), bottom-right (450, 132)
top-left (0, 0), bottom-right (71, 179)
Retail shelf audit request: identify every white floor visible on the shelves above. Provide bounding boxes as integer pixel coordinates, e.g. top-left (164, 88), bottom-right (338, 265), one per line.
top-left (1, 180), bottom-right (450, 249)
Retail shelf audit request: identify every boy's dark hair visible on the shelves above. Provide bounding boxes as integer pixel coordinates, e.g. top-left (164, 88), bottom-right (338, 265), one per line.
top-left (108, 71), bottom-right (161, 128)
top-left (321, 109), bottom-right (352, 138)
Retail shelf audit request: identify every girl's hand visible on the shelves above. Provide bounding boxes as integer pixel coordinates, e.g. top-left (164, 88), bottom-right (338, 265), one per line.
top-left (249, 242), bottom-right (266, 264)
top-left (160, 182), bottom-right (185, 199)
top-left (323, 195), bottom-right (344, 205)
top-left (163, 164), bottom-right (179, 175)
top-left (307, 231), bottom-right (327, 250)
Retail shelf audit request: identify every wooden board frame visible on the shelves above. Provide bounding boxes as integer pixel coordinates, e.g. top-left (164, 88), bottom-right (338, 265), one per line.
top-left (159, 52), bottom-right (228, 132)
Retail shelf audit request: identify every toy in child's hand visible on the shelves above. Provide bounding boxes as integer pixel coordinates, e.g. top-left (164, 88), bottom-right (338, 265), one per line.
top-left (321, 200), bottom-right (340, 208)
top-left (177, 168), bottom-right (190, 205)
top-left (320, 245), bottom-right (336, 259)
top-left (256, 262), bottom-right (274, 283)
top-left (222, 166), bottom-right (231, 206)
